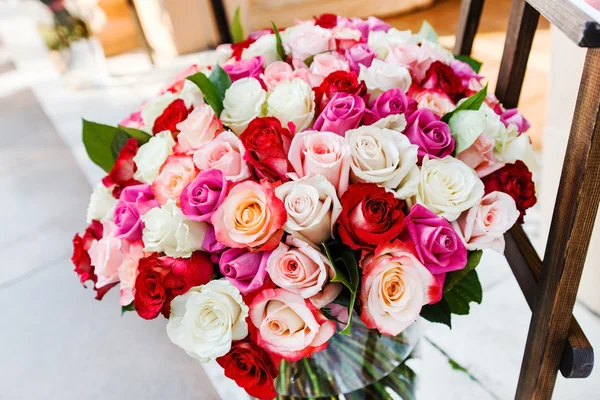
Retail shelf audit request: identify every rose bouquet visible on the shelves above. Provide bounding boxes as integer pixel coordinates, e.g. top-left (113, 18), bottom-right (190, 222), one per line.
top-left (72, 11), bottom-right (538, 399)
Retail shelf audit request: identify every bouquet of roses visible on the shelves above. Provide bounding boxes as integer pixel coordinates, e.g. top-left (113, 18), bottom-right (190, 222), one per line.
top-left (72, 11), bottom-right (538, 399)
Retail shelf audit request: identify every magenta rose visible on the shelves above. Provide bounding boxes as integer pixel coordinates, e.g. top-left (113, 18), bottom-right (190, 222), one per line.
top-left (345, 43), bottom-right (376, 73)
top-left (338, 16), bottom-right (390, 40)
top-left (113, 184), bottom-right (158, 241)
top-left (404, 108), bottom-right (455, 162)
top-left (219, 248), bottom-right (272, 295)
top-left (450, 59), bottom-right (483, 88)
top-left (362, 88), bottom-right (417, 125)
top-left (223, 56), bottom-right (264, 82)
top-left (400, 204), bottom-right (467, 276)
top-left (499, 108), bottom-right (531, 133)
top-left (313, 92), bottom-right (365, 136)
top-left (180, 169), bottom-right (227, 222)
top-left (202, 224), bottom-right (227, 263)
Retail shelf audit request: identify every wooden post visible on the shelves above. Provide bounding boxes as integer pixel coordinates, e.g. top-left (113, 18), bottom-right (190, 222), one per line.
top-left (453, 0), bottom-right (485, 55)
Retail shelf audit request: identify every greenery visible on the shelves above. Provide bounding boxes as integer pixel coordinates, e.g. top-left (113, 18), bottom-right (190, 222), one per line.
top-left (186, 65), bottom-right (232, 116)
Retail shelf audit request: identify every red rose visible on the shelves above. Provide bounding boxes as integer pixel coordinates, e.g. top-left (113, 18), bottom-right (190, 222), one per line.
top-left (314, 13), bottom-right (338, 29)
top-left (216, 339), bottom-right (280, 400)
top-left (481, 160), bottom-right (537, 223)
top-left (240, 117), bottom-right (293, 181)
top-left (337, 183), bottom-right (405, 250)
top-left (314, 71), bottom-right (367, 112)
top-left (421, 61), bottom-right (465, 102)
top-left (102, 138), bottom-right (141, 198)
top-left (72, 221), bottom-right (117, 300)
top-left (152, 98), bottom-right (190, 135)
top-left (231, 37), bottom-right (256, 60)
top-left (134, 252), bottom-right (214, 319)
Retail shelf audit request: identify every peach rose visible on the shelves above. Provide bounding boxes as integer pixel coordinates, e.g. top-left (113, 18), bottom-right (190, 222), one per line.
top-left (414, 89), bottom-right (456, 116)
top-left (267, 237), bottom-right (342, 308)
top-left (284, 24), bottom-right (335, 61)
top-left (249, 288), bottom-right (336, 361)
top-left (175, 103), bottom-right (222, 152)
top-left (192, 130), bottom-right (252, 182)
top-left (457, 133), bottom-right (505, 178)
top-left (288, 130), bottom-right (351, 197)
top-left (360, 241), bottom-right (439, 336)
top-left (452, 191), bottom-right (520, 252)
top-left (211, 181), bottom-right (286, 252)
top-left (151, 155), bottom-right (197, 205)
top-left (117, 241), bottom-right (145, 306)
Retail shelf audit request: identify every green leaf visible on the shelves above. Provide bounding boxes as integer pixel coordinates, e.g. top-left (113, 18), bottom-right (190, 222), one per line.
top-left (230, 6), bottom-right (244, 43)
top-left (449, 109), bottom-right (487, 154)
top-left (82, 119), bottom-right (120, 172)
top-left (444, 269), bottom-right (482, 315)
top-left (187, 72), bottom-right (225, 116)
top-left (117, 125), bottom-right (152, 145)
top-left (111, 129), bottom-right (130, 160)
top-left (321, 242), bottom-right (359, 335)
top-left (271, 22), bottom-right (287, 61)
top-left (420, 298), bottom-right (451, 328)
top-left (441, 83), bottom-right (488, 123)
top-left (444, 250), bottom-right (483, 293)
top-left (304, 54), bottom-right (315, 67)
top-left (121, 302), bottom-right (135, 316)
top-left (418, 20), bottom-right (439, 44)
top-left (209, 64), bottom-right (232, 97)
top-left (454, 54), bottom-right (483, 73)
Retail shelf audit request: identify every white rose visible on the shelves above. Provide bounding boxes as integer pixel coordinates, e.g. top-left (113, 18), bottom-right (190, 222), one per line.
top-left (141, 199), bottom-right (207, 258)
top-left (267, 78), bottom-right (315, 132)
top-left (494, 124), bottom-right (540, 173)
top-left (133, 131), bottom-right (174, 184)
top-left (140, 92), bottom-right (178, 133)
top-left (167, 280), bottom-right (248, 362)
top-left (283, 24), bottom-right (334, 61)
top-left (415, 156), bottom-right (484, 221)
top-left (450, 104), bottom-right (507, 154)
top-left (220, 77), bottom-right (266, 135)
top-left (275, 174), bottom-right (342, 245)
top-left (368, 28), bottom-right (417, 59)
top-left (332, 27), bottom-right (362, 41)
top-left (178, 79), bottom-right (204, 108)
top-left (346, 125), bottom-right (419, 198)
top-left (86, 183), bottom-right (118, 223)
top-left (242, 34), bottom-right (279, 67)
top-left (359, 59), bottom-right (412, 98)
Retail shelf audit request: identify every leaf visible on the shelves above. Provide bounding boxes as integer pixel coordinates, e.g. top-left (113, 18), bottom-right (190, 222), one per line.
top-left (117, 125), bottom-right (151, 145)
top-left (444, 250), bottom-right (483, 293)
top-left (454, 54), bottom-right (483, 73)
top-left (448, 110), bottom-right (487, 154)
top-left (271, 22), bottom-right (287, 61)
top-left (82, 119), bottom-right (120, 172)
top-left (121, 302), bottom-right (135, 316)
top-left (208, 64), bottom-right (232, 98)
top-left (418, 20), bottom-right (439, 44)
top-left (187, 72), bottom-right (225, 116)
top-left (230, 6), bottom-right (244, 43)
top-left (441, 83), bottom-right (488, 123)
top-left (444, 269), bottom-right (482, 315)
top-left (111, 129), bottom-right (130, 160)
top-left (304, 54), bottom-right (315, 67)
top-left (420, 298), bottom-right (451, 328)
top-left (321, 242), bottom-right (359, 335)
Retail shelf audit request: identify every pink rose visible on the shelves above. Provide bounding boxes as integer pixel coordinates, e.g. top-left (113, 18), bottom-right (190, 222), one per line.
top-left (288, 130), bottom-right (351, 196)
top-left (386, 44), bottom-right (434, 83)
top-left (359, 241), bottom-right (439, 336)
top-left (345, 43), bottom-right (376, 73)
top-left (117, 241), bottom-right (145, 306)
top-left (202, 224), bottom-right (227, 262)
top-left (363, 88), bottom-right (417, 125)
top-left (113, 184), bottom-right (158, 241)
top-left (193, 130), bottom-right (252, 182)
top-left (452, 191), bottom-right (520, 252)
top-left (261, 62), bottom-right (294, 90)
top-left (120, 109), bottom-right (143, 129)
top-left (285, 24), bottom-right (335, 61)
top-left (267, 237), bottom-right (342, 308)
top-left (223, 56), bottom-right (264, 82)
top-left (249, 288), bottom-right (336, 361)
top-left (457, 133), bottom-right (505, 178)
top-left (309, 52), bottom-right (350, 86)
top-left (180, 169), bottom-right (227, 222)
top-left (151, 155), bottom-right (197, 205)
top-left (450, 59), bottom-right (483, 89)
top-left (338, 16), bottom-right (390, 40)
top-left (88, 220), bottom-right (128, 289)
top-left (211, 180), bottom-right (287, 252)
top-left (404, 108), bottom-right (455, 162)
top-left (414, 89), bottom-right (455, 116)
top-left (313, 92), bottom-right (365, 136)
top-left (219, 248), bottom-right (272, 295)
top-left (175, 104), bottom-right (222, 152)
top-left (499, 108), bottom-right (531, 133)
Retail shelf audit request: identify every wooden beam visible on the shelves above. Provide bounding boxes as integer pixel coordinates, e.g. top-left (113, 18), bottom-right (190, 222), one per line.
top-left (453, 0), bottom-right (486, 55)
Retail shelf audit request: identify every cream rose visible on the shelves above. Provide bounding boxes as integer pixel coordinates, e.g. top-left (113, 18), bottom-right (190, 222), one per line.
top-left (141, 199), bottom-right (207, 258)
top-left (267, 78), bottom-right (315, 132)
top-left (275, 174), bottom-right (342, 245)
top-left (242, 34), bottom-right (279, 67)
top-left (192, 130), bottom-right (251, 182)
top-left (452, 191), bottom-right (520, 252)
top-left (133, 131), bottom-right (175, 184)
top-left (367, 28), bottom-right (417, 59)
top-left (267, 236), bottom-right (342, 308)
top-left (415, 156), bottom-right (484, 221)
top-left (220, 77), bottom-right (267, 135)
top-left (175, 103), bottom-right (221, 152)
top-left (86, 183), bottom-right (118, 223)
top-left (140, 92), bottom-right (177, 133)
top-left (359, 59), bottom-right (412, 98)
top-left (494, 124), bottom-right (540, 173)
top-left (283, 24), bottom-right (335, 61)
top-left (309, 52), bottom-right (350, 84)
top-left (167, 280), bottom-right (249, 361)
top-left (346, 125), bottom-right (419, 198)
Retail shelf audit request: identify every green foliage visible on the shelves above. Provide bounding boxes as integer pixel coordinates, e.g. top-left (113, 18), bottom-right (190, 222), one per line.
top-left (454, 54), bottom-right (483, 73)
top-left (441, 83), bottom-right (488, 123)
top-left (418, 21), bottom-right (439, 44)
top-left (420, 298), bottom-right (452, 328)
top-left (230, 6), bottom-right (244, 43)
top-left (186, 65), bottom-right (232, 116)
top-left (444, 270), bottom-right (482, 315)
top-left (121, 302), bottom-right (135, 316)
top-left (444, 250), bottom-right (483, 293)
top-left (271, 22), bottom-right (287, 61)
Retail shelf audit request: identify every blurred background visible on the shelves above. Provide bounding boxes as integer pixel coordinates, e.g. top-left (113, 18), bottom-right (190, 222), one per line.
top-left (0, 0), bottom-right (599, 399)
